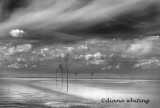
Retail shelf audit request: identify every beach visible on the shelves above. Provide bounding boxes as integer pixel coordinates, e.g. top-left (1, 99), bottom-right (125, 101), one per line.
top-left (0, 77), bottom-right (159, 108)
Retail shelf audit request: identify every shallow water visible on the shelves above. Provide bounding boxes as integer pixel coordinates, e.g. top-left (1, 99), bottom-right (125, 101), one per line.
top-left (0, 78), bottom-right (96, 108)
top-left (0, 78), bottom-right (160, 108)
top-left (34, 79), bottom-right (160, 108)
top-left (0, 80), bottom-right (47, 108)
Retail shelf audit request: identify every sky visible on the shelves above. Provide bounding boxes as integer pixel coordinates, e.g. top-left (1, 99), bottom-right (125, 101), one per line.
top-left (0, 0), bottom-right (160, 78)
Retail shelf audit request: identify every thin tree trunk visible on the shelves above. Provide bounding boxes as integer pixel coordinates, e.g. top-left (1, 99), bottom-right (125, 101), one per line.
top-left (56, 69), bottom-right (58, 88)
top-left (91, 72), bottom-right (93, 80)
top-left (75, 72), bottom-right (77, 86)
top-left (61, 70), bottom-right (63, 87)
top-left (66, 61), bottom-right (69, 92)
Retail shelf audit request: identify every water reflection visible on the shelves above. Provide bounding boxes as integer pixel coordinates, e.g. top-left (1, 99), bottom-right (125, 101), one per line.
top-left (0, 78), bottom-right (97, 108)
top-left (35, 79), bottom-right (156, 100)
top-left (34, 79), bottom-right (160, 108)
top-left (0, 78), bottom-right (159, 108)
top-left (0, 81), bottom-right (47, 107)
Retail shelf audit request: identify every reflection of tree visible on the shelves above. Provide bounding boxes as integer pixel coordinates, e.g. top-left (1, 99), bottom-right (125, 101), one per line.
top-left (75, 71), bottom-right (77, 85)
top-left (120, 74), bottom-right (122, 80)
top-left (56, 68), bottom-right (59, 88)
top-left (59, 64), bottom-right (63, 87)
top-left (106, 70), bottom-right (108, 79)
top-left (64, 54), bottom-right (69, 92)
top-left (56, 64), bottom-right (64, 88)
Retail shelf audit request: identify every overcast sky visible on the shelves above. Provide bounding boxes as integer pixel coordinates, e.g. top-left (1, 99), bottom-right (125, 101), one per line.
top-left (0, 0), bottom-right (160, 78)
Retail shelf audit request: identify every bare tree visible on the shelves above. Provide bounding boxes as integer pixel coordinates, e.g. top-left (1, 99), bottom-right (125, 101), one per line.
top-left (75, 71), bottom-right (77, 83)
top-left (91, 72), bottom-right (93, 80)
top-left (120, 74), bottom-right (122, 80)
top-left (106, 70), bottom-right (108, 79)
top-left (64, 54), bottom-right (69, 92)
top-left (56, 68), bottom-right (59, 88)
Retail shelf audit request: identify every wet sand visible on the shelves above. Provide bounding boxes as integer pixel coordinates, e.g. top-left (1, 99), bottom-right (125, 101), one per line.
top-left (0, 78), bottom-right (160, 108)
top-left (0, 78), bottom-right (100, 108)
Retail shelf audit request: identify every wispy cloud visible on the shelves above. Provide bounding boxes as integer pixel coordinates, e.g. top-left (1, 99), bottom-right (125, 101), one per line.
top-left (0, 0), bottom-right (159, 42)
top-left (134, 58), bottom-right (160, 69)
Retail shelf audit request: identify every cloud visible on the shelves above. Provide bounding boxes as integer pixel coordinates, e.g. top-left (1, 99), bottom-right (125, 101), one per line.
top-left (127, 41), bottom-right (152, 56)
top-left (8, 63), bottom-right (28, 69)
top-left (77, 45), bottom-right (88, 50)
top-left (126, 36), bottom-right (160, 57)
top-left (9, 29), bottom-right (25, 38)
top-left (16, 44), bottom-right (32, 52)
top-left (28, 36), bottom-right (160, 62)
top-left (86, 59), bottom-right (105, 65)
top-left (65, 47), bottom-right (74, 53)
top-left (134, 58), bottom-right (160, 69)
top-left (0, 44), bottom-right (32, 56)
top-left (1, 36), bottom-right (160, 70)
top-left (83, 52), bottom-right (106, 65)
top-left (34, 37), bottom-right (160, 68)
top-left (8, 63), bottom-right (21, 69)
top-left (85, 54), bottom-right (93, 61)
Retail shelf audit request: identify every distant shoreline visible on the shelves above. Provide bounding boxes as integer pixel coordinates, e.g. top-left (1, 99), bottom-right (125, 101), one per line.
top-left (0, 77), bottom-right (159, 81)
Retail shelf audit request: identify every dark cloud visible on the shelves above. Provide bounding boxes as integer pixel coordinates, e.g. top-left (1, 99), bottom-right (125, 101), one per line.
top-left (62, 1), bottom-right (160, 39)
top-left (0, 0), bottom-right (29, 21)
top-left (0, 0), bottom-right (160, 42)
